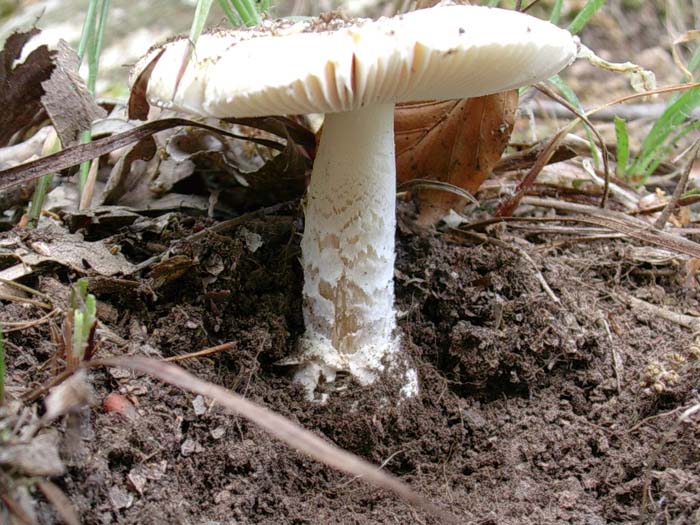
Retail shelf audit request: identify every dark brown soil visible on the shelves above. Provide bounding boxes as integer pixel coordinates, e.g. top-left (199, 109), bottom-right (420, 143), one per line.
top-left (2, 200), bottom-right (700, 524)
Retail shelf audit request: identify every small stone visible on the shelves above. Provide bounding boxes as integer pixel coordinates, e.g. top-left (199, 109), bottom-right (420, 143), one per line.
top-left (181, 438), bottom-right (204, 457)
top-left (103, 393), bottom-right (138, 419)
top-left (238, 227), bottom-right (263, 252)
top-left (214, 490), bottom-right (232, 504)
top-left (211, 426), bottom-right (226, 440)
top-left (192, 395), bottom-right (207, 416)
top-left (108, 367), bottom-right (132, 380)
top-left (144, 460), bottom-right (168, 480)
top-left (127, 469), bottom-right (148, 495)
top-left (108, 486), bottom-right (133, 510)
top-left (462, 408), bottom-right (487, 430)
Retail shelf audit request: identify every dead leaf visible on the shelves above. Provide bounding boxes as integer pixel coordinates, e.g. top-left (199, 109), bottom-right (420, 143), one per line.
top-left (150, 255), bottom-right (194, 289)
top-left (2, 225), bottom-right (135, 276)
top-left (0, 117), bottom-right (311, 195)
top-left (396, 92), bottom-right (518, 224)
top-left (128, 48), bottom-right (164, 120)
top-left (0, 118), bottom-right (234, 191)
top-left (41, 40), bottom-right (107, 146)
top-left (100, 137), bottom-right (158, 205)
top-left (0, 29), bottom-right (55, 147)
top-left (212, 132), bottom-right (311, 213)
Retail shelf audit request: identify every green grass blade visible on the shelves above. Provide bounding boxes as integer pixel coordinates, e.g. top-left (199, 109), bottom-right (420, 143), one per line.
top-left (216, 0), bottom-right (259, 27)
top-left (77, 0), bottom-right (98, 61)
top-left (86, 0), bottom-right (109, 96)
top-left (191, 0), bottom-right (215, 41)
top-left (216, 0), bottom-right (243, 26)
top-left (567, 0), bottom-right (605, 35)
top-left (549, 0), bottom-right (564, 24)
top-left (640, 121), bottom-right (700, 180)
top-left (548, 74), bottom-right (601, 166)
top-left (614, 116), bottom-right (629, 179)
top-left (685, 47), bottom-right (700, 81)
top-left (73, 310), bottom-right (85, 360)
top-left (258, 0), bottom-right (269, 15)
top-left (27, 173), bottom-right (53, 227)
top-left (76, 278), bottom-right (89, 301)
top-left (79, 0), bottom-right (110, 195)
top-left (27, 130), bottom-right (61, 228)
top-left (233, 0), bottom-right (261, 26)
top-left (629, 87), bottom-right (700, 179)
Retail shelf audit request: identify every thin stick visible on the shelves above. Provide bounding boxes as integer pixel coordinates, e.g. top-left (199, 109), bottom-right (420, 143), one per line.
top-left (164, 342), bottom-right (236, 362)
top-left (0, 278), bottom-right (52, 300)
top-left (0, 294), bottom-right (52, 310)
top-left (654, 140), bottom-right (700, 229)
top-left (614, 292), bottom-right (700, 330)
top-left (0, 309), bottom-right (60, 333)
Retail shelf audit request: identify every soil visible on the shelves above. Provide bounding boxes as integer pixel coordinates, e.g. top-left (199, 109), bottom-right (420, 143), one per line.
top-left (2, 198), bottom-right (700, 524)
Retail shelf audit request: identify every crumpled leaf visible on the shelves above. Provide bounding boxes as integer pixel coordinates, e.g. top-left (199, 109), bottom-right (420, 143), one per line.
top-left (100, 137), bottom-right (158, 205)
top-left (217, 135), bottom-right (310, 212)
top-left (0, 117), bottom-right (262, 192)
top-left (128, 48), bottom-right (165, 121)
top-left (150, 255), bottom-right (194, 289)
top-left (41, 40), bottom-right (107, 146)
top-left (1, 225), bottom-right (135, 276)
top-left (164, 127), bottom-right (310, 213)
top-left (0, 29), bottom-right (55, 147)
top-left (396, 91), bottom-right (518, 224)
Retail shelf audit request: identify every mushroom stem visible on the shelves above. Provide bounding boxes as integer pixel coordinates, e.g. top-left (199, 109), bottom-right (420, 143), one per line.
top-left (298, 103), bottom-right (399, 389)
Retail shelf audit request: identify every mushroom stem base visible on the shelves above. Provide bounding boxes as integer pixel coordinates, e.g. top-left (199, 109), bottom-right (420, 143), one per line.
top-left (297, 103), bottom-right (402, 393)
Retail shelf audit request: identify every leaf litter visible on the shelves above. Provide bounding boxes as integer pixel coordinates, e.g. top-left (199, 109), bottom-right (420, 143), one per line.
top-left (1, 8), bottom-right (700, 525)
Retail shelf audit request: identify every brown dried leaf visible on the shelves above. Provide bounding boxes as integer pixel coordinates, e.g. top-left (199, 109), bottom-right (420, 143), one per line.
top-left (150, 255), bottom-right (194, 289)
top-left (128, 49), bottom-right (164, 121)
top-left (216, 134), bottom-right (310, 212)
top-left (0, 118), bottom-right (289, 192)
top-left (3, 225), bottom-right (135, 276)
top-left (100, 137), bottom-right (158, 205)
top-left (396, 91), bottom-right (518, 224)
top-left (0, 29), bottom-right (55, 147)
top-left (41, 40), bottom-right (107, 146)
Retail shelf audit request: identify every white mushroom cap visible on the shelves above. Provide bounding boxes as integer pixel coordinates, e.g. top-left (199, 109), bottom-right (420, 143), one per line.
top-left (138, 5), bottom-right (577, 118)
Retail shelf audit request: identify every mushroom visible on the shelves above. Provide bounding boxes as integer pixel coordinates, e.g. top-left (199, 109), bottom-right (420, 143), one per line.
top-left (133, 4), bottom-right (578, 396)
